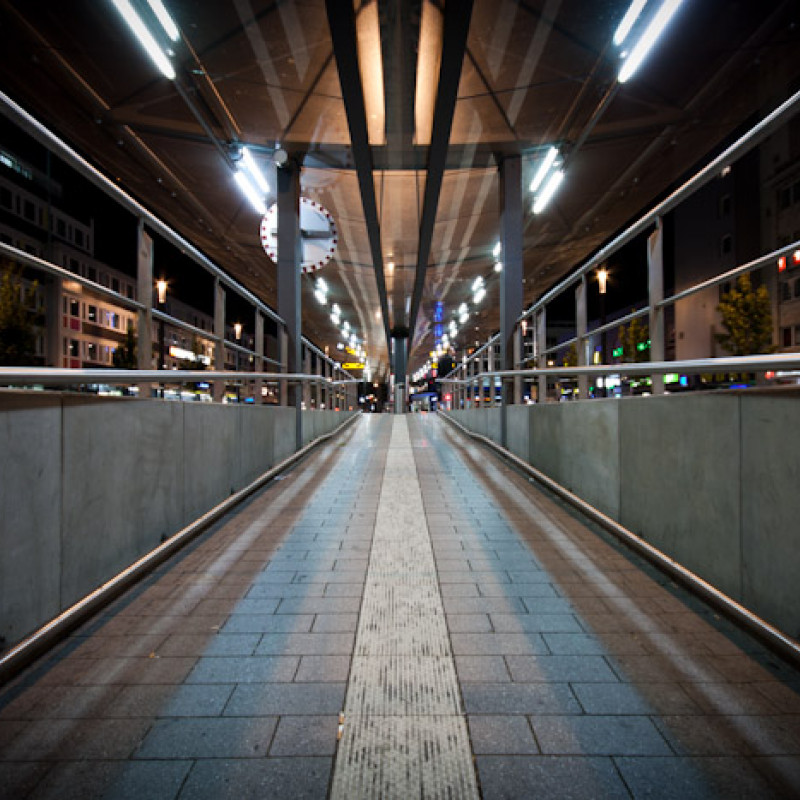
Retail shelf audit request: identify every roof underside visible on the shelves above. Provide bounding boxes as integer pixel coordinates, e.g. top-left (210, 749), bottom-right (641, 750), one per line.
top-left (1, 0), bottom-right (798, 377)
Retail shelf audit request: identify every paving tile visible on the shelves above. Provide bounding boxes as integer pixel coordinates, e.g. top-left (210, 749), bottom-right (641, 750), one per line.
top-left (311, 613), bottom-right (359, 633)
top-left (29, 759), bottom-right (192, 800)
top-left (572, 681), bottom-right (699, 715)
top-left (296, 656), bottom-right (351, 682)
top-left (255, 632), bottom-right (354, 656)
top-left (186, 656), bottom-right (299, 684)
top-left (615, 755), bottom-right (778, 800)
top-left (455, 656), bottom-right (511, 683)
top-left (490, 613), bottom-right (583, 634)
top-left (542, 633), bottom-right (648, 656)
top-left (1, 717), bottom-right (153, 761)
top-left (462, 683), bottom-right (581, 715)
top-left (476, 755), bottom-right (630, 799)
top-left (276, 597), bottom-right (362, 614)
top-left (468, 715), bottom-right (539, 754)
top-left (158, 684), bottom-right (234, 717)
top-left (221, 614), bottom-right (314, 634)
top-left (0, 761), bottom-right (52, 798)
top-left (177, 756), bottom-right (332, 799)
top-left (135, 717), bottom-right (277, 759)
top-left (450, 633), bottom-right (549, 656)
top-left (155, 633), bottom-right (259, 657)
top-left (532, 715), bottom-right (672, 756)
top-left (505, 655), bottom-right (620, 684)
top-left (446, 613), bottom-right (492, 633)
top-left (225, 683), bottom-right (346, 716)
top-left (269, 715), bottom-right (338, 756)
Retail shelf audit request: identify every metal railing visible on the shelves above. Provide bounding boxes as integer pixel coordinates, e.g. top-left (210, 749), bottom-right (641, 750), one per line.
top-left (442, 87), bottom-right (800, 409)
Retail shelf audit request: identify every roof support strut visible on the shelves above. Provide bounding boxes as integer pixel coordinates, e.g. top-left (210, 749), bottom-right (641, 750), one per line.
top-left (407, 0), bottom-right (474, 354)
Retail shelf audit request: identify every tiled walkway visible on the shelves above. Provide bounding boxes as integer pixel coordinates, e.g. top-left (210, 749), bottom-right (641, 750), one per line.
top-left (1, 414), bottom-right (799, 798)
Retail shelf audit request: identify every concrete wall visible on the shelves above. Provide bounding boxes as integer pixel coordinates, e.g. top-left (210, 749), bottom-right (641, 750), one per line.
top-left (0, 392), bottom-right (354, 647)
top-left (447, 391), bottom-right (800, 640)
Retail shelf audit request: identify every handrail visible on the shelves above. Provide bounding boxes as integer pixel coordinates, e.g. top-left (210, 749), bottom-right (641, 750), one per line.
top-left (0, 367), bottom-right (359, 386)
top-left (440, 354), bottom-right (800, 384)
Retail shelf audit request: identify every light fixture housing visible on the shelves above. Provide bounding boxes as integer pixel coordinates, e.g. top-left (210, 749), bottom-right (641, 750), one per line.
top-left (146, 0), bottom-right (180, 42)
top-left (618, 0), bottom-right (684, 84)
top-left (234, 170), bottom-right (266, 215)
top-left (111, 0), bottom-right (176, 79)
top-left (532, 170), bottom-right (564, 214)
top-left (613, 0), bottom-right (648, 46)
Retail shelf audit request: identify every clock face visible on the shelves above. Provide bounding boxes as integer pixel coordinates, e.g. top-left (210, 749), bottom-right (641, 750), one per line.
top-left (260, 197), bottom-right (338, 273)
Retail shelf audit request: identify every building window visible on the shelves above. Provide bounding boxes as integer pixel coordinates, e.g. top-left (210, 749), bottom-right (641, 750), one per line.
top-left (0, 186), bottom-right (11, 209)
top-left (111, 277), bottom-right (119, 293)
top-left (69, 339), bottom-right (79, 357)
top-left (69, 298), bottom-right (80, 317)
top-left (719, 194), bottom-right (731, 218)
top-left (23, 199), bottom-right (35, 221)
top-left (783, 327), bottom-right (792, 348)
top-left (87, 305), bottom-right (97, 323)
top-left (74, 229), bottom-right (84, 248)
top-left (86, 342), bottom-right (97, 361)
top-left (126, 284), bottom-right (134, 299)
top-left (720, 234), bottom-right (733, 256)
top-left (87, 266), bottom-right (96, 282)
top-left (56, 218), bottom-right (66, 237)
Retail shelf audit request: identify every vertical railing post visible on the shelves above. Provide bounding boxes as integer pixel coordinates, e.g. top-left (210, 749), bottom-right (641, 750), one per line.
top-left (576, 275), bottom-right (588, 400)
top-left (213, 278), bottom-right (225, 402)
top-left (649, 217), bottom-right (665, 395)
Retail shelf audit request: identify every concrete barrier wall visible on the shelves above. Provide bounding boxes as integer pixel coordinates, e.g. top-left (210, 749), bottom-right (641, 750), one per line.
top-left (447, 391), bottom-right (800, 640)
top-left (0, 393), bottom-right (355, 647)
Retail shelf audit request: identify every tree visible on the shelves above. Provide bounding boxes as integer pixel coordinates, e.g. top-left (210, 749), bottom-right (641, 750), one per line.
top-left (562, 342), bottom-right (577, 367)
top-left (618, 315), bottom-right (650, 362)
top-left (0, 262), bottom-right (40, 366)
top-left (113, 324), bottom-right (138, 369)
top-left (715, 273), bottom-right (775, 356)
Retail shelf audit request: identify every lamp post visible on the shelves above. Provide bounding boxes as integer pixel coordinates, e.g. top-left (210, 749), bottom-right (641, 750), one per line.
top-left (155, 278), bottom-right (167, 370)
top-left (597, 267), bottom-right (608, 397)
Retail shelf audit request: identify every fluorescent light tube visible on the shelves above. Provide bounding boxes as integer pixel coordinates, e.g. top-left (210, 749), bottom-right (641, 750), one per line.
top-left (530, 146), bottom-right (559, 193)
top-left (618, 0), bottom-right (683, 83)
top-left (493, 241), bottom-right (502, 258)
top-left (474, 287), bottom-right (486, 303)
top-left (234, 170), bottom-right (266, 215)
top-left (532, 169), bottom-right (564, 214)
top-left (613, 0), bottom-right (648, 46)
top-left (241, 147), bottom-right (269, 195)
top-left (111, 0), bottom-right (175, 79)
top-left (472, 276), bottom-right (484, 292)
top-left (146, 0), bottom-right (180, 42)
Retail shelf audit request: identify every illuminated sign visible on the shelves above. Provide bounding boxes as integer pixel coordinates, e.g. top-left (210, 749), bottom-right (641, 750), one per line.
top-left (779, 256), bottom-right (787, 272)
top-left (169, 346), bottom-right (211, 365)
top-left (343, 362), bottom-right (366, 370)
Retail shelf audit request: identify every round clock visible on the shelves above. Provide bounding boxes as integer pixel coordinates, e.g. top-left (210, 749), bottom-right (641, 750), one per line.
top-left (260, 197), bottom-right (338, 273)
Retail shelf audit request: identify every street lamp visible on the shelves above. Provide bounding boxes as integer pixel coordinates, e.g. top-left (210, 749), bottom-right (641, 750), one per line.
top-left (597, 267), bottom-right (608, 396)
top-left (155, 279), bottom-right (168, 371)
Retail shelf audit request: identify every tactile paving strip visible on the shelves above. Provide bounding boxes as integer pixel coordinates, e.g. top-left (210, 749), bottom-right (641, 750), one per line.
top-left (331, 417), bottom-right (479, 799)
top-left (333, 716), bottom-right (479, 800)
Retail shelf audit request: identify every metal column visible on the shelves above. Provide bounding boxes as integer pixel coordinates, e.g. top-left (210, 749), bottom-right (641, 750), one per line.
top-left (392, 334), bottom-right (407, 414)
top-left (536, 310), bottom-right (547, 403)
top-left (575, 276), bottom-right (588, 399)
top-left (276, 160), bottom-right (302, 447)
top-left (254, 311), bottom-right (264, 403)
top-left (213, 278), bottom-right (225, 402)
top-left (499, 156), bottom-right (523, 446)
top-left (649, 218), bottom-right (665, 395)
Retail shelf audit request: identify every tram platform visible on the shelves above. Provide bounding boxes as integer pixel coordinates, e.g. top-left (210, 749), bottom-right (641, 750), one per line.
top-left (1, 414), bottom-right (799, 799)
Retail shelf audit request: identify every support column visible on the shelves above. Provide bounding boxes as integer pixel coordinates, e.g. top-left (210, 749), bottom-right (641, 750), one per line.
top-left (649, 218), bottom-right (665, 395)
top-left (315, 354), bottom-right (322, 410)
top-left (499, 155), bottom-right (523, 447)
top-left (213, 279), bottom-right (226, 402)
top-left (536, 309), bottom-right (547, 403)
top-left (392, 333), bottom-right (407, 414)
top-left (254, 311), bottom-right (264, 403)
top-left (136, 222), bottom-right (154, 371)
top-left (576, 276), bottom-right (588, 400)
top-left (277, 160), bottom-right (302, 447)
top-left (513, 328), bottom-right (523, 404)
top-left (303, 347), bottom-right (312, 409)
top-left (486, 338), bottom-right (494, 407)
